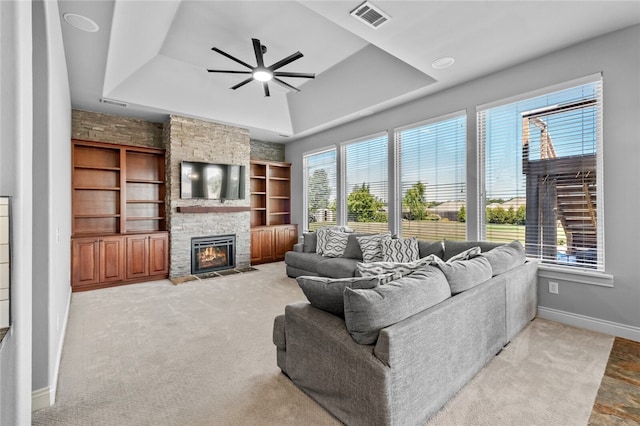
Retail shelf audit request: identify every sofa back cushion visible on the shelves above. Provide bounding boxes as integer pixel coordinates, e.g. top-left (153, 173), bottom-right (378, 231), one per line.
top-left (418, 240), bottom-right (444, 259)
top-left (435, 256), bottom-right (493, 295)
top-left (443, 240), bottom-right (504, 261)
top-left (297, 275), bottom-right (380, 317)
top-left (480, 240), bottom-right (526, 276)
top-left (343, 266), bottom-right (451, 345)
top-left (341, 233), bottom-right (373, 260)
top-left (302, 232), bottom-right (317, 253)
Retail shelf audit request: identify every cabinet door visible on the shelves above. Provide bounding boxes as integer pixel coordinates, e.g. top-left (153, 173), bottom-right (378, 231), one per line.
top-left (149, 233), bottom-right (169, 276)
top-left (126, 235), bottom-right (150, 280)
top-left (100, 236), bottom-right (125, 283)
top-left (72, 238), bottom-right (100, 287)
top-left (250, 228), bottom-right (274, 264)
top-left (274, 225), bottom-right (298, 261)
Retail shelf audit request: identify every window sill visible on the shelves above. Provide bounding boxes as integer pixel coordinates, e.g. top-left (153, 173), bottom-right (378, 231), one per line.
top-left (537, 264), bottom-right (614, 287)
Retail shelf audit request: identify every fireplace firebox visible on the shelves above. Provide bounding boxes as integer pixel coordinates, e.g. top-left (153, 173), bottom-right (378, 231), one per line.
top-left (191, 235), bottom-right (236, 274)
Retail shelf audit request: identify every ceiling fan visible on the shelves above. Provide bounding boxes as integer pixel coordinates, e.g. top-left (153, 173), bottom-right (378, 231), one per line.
top-left (207, 38), bottom-right (315, 97)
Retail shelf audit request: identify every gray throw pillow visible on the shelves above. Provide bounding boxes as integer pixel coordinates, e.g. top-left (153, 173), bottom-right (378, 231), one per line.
top-left (435, 256), bottom-right (493, 295)
top-left (343, 265), bottom-right (451, 345)
top-left (302, 232), bottom-right (317, 253)
top-left (480, 240), bottom-right (526, 276)
top-left (381, 237), bottom-right (419, 262)
top-left (297, 276), bottom-right (380, 317)
top-left (418, 240), bottom-right (444, 259)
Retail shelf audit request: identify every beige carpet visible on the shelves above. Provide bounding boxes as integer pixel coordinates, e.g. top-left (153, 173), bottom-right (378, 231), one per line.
top-left (32, 262), bottom-right (614, 425)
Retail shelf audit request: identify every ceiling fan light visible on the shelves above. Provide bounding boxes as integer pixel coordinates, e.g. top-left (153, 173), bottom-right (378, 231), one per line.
top-left (253, 70), bottom-right (272, 82)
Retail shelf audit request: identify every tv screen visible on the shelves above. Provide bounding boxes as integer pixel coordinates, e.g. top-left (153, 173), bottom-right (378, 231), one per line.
top-left (181, 161), bottom-right (245, 200)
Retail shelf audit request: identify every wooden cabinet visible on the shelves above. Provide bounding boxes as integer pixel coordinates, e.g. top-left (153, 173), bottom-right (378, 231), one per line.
top-left (274, 225), bottom-right (298, 261)
top-left (126, 233), bottom-right (169, 280)
top-left (71, 236), bottom-right (125, 290)
top-left (249, 160), bottom-right (297, 264)
top-left (250, 224), bottom-right (297, 265)
top-left (71, 140), bottom-right (168, 291)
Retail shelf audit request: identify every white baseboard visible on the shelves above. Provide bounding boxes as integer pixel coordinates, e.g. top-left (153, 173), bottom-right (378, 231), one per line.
top-left (31, 386), bottom-right (54, 411)
top-left (538, 306), bottom-right (640, 342)
top-left (32, 288), bottom-right (71, 411)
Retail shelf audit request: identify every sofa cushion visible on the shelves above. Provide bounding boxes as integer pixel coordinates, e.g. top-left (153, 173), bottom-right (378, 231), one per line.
top-left (381, 237), bottom-right (420, 262)
top-left (480, 240), bottom-right (526, 276)
top-left (435, 256), bottom-right (493, 295)
top-left (342, 233), bottom-right (372, 260)
top-left (447, 246), bottom-right (481, 263)
top-left (284, 251), bottom-right (326, 274)
top-left (418, 240), bottom-right (444, 259)
top-left (322, 230), bottom-right (350, 258)
top-left (302, 232), bottom-right (317, 253)
top-left (297, 276), bottom-right (380, 317)
top-left (357, 233), bottom-right (390, 262)
top-left (343, 265), bottom-right (451, 344)
top-left (443, 240), bottom-right (504, 261)
top-left (316, 257), bottom-right (362, 278)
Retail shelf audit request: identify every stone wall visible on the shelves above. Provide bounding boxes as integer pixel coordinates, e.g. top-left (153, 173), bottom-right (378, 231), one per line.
top-left (250, 139), bottom-right (285, 162)
top-left (72, 109), bottom-right (163, 148)
top-left (165, 115), bottom-right (251, 277)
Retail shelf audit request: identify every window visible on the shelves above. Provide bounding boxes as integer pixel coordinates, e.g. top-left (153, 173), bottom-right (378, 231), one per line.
top-left (343, 134), bottom-right (388, 233)
top-left (478, 77), bottom-right (603, 270)
top-left (397, 113), bottom-right (466, 241)
top-left (303, 148), bottom-right (337, 232)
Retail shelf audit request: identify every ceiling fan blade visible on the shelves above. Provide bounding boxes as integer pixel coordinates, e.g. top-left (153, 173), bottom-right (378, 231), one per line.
top-left (231, 77), bottom-right (254, 90)
top-left (252, 38), bottom-right (265, 67)
top-left (211, 47), bottom-right (254, 69)
top-left (207, 70), bottom-right (252, 74)
top-left (268, 51), bottom-right (303, 71)
top-left (263, 82), bottom-right (270, 97)
top-left (272, 77), bottom-right (300, 92)
top-left (273, 71), bottom-right (315, 79)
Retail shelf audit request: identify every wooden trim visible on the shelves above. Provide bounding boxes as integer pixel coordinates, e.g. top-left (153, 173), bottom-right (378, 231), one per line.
top-left (177, 206), bottom-right (251, 213)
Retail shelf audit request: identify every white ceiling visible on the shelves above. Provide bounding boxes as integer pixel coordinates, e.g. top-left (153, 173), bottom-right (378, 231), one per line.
top-left (58, 1), bottom-right (640, 143)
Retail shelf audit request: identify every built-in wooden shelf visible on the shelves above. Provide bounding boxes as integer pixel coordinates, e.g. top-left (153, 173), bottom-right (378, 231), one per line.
top-left (177, 206), bottom-right (251, 214)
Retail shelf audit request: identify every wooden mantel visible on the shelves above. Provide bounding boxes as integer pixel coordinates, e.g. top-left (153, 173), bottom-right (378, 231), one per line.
top-left (176, 206), bottom-right (251, 214)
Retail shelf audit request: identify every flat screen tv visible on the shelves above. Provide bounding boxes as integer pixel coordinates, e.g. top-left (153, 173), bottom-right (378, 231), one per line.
top-left (180, 161), bottom-right (245, 200)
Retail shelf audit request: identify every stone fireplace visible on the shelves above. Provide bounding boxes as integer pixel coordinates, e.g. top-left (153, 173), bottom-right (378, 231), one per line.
top-left (164, 115), bottom-right (251, 278)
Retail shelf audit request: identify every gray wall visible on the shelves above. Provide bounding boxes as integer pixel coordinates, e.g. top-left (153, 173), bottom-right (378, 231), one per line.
top-left (286, 25), bottom-right (640, 336)
top-left (32, 0), bottom-right (72, 406)
top-left (0, 1), bottom-right (34, 424)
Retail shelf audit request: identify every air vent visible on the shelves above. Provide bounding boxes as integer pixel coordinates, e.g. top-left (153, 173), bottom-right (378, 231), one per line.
top-left (99, 98), bottom-right (128, 108)
top-left (350, 1), bottom-right (390, 29)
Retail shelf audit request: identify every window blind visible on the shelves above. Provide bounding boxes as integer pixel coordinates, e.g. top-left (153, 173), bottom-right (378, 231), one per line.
top-left (478, 78), bottom-right (603, 270)
top-left (303, 148), bottom-right (337, 232)
top-left (397, 113), bottom-right (466, 241)
top-left (343, 133), bottom-right (389, 234)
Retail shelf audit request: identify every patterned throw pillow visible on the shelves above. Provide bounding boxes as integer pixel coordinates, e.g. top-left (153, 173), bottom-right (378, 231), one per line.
top-left (356, 254), bottom-right (441, 279)
top-left (447, 246), bottom-right (481, 263)
top-left (316, 226), bottom-right (352, 255)
top-left (357, 233), bottom-right (391, 262)
top-left (381, 237), bottom-right (420, 262)
top-left (321, 229), bottom-right (350, 258)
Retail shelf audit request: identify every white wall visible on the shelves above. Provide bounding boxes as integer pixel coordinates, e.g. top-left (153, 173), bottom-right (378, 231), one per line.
top-left (286, 25), bottom-right (640, 338)
top-left (0, 1), bottom-right (34, 424)
top-left (31, 0), bottom-right (72, 409)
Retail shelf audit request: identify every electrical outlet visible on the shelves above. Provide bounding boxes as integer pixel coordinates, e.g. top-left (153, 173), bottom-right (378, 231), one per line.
top-left (549, 281), bottom-right (559, 294)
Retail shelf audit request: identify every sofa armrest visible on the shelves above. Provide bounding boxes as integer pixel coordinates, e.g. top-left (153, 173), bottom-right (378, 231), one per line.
top-left (283, 302), bottom-right (391, 425)
top-left (293, 243), bottom-right (304, 252)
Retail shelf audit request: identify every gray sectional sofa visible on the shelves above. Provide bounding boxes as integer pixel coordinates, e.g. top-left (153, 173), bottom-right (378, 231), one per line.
top-left (275, 236), bottom-right (538, 425)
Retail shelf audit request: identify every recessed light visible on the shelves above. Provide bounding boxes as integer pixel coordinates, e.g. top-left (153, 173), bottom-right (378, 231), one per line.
top-left (63, 13), bottom-right (99, 32)
top-left (432, 57), bottom-right (455, 70)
